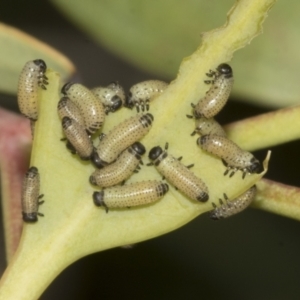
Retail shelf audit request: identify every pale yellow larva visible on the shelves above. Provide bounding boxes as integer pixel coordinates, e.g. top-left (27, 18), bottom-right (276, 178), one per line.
top-left (57, 96), bottom-right (85, 127)
top-left (191, 63), bottom-right (233, 119)
top-left (61, 83), bottom-right (105, 134)
top-left (91, 81), bottom-right (126, 114)
top-left (91, 113), bottom-right (153, 168)
top-left (21, 166), bottom-right (44, 222)
top-left (191, 117), bottom-right (226, 137)
top-left (148, 143), bottom-right (209, 202)
top-left (93, 180), bottom-right (169, 212)
top-left (210, 185), bottom-right (257, 220)
top-left (90, 142), bottom-right (145, 187)
top-left (61, 117), bottom-right (94, 160)
top-left (17, 59), bottom-right (48, 121)
top-left (197, 135), bottom-right (262, 178)
top-left (126, 80), bottom-right (168, 112)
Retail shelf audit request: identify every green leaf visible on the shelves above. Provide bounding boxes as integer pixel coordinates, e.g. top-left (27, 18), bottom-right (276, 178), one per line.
top-left (0, 23), bottom-right (75, 95)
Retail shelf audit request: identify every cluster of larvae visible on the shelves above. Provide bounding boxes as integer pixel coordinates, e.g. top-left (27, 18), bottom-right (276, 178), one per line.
top-left (58, 80), bottom-right (171, 213)
top-left (18, 59), bottom-right (261, 222)
top-left (187, 63), bottom-right (261, 219)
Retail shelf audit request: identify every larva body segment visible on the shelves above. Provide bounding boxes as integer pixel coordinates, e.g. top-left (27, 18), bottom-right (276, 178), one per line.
top-left (17, 59), bottom-right (48, 121)
top-left (61, 83), bottom-right (105, 134)
top-left (62, 117), bottom-right (94, 160)
top-left (198, 135), bottom-right (262, 178)
top-left (57, 96), bottom-right (85, 127)
top-left (210, 185), bottom-right (257, 220)
top-left (21, 166), bottom-right (44, 222)
top-left (93, 180), bottom-right (169, 212)
top-left (126, 80), bottom-right (168, 112)
top-left (90, 142), bottom-right (146, 187)
top-left (191, 117), bottom-right (226, 136)
top-left (192, 63), bottom-right (233, 119)
top-left (91, 113), bottom-right (153, 168)
top-left (148, 144), bottom-right (209, 202)
top-left (92, 81), bottom-right (126, 114)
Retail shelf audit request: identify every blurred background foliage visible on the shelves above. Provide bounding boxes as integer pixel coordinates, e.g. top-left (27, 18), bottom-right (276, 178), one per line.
top-left (1, 0), bottom-right (300, 299)
top-left (51, 0), bottom-right (300, 108)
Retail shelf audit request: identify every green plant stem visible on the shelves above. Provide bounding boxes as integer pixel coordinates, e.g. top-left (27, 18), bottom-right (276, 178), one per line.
top-left (254, 179), bottom-right (300, 220)
top-left (226, 104), bottom-right (300, 151)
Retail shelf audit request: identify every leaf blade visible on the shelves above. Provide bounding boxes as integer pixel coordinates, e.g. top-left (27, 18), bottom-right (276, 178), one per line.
top-left (0, 23), bottom-right (75, 95)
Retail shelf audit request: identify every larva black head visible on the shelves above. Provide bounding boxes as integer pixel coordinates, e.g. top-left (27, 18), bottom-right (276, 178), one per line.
top-left (217, 63), bottom-right (233, 78)
top-left (197, 192), bottom-right (209, 202)
top-left (110, 95), bottom-right (123, 112)
top-left (145, 113), bottom-right (154, 121)
top-left (197, 135), bottom-right (209, 146)
top-left (93, 191), bottom-right (109, 212)
top-left (161, 183), bottom-right (169, 195)
top-left (62, 116), bottom-right (72, 129)
top-left (248, 158), bottom-right (263, 174)
top-left (61, 82), bottom-right (74, 95)
top-left (89, 175), bottom-right (97, 186)
top-left (91, 151), bottom-right (107, 169)
top-left (148, 146), bottom-right (163, 161)
top-left (125, 93), bottom-right (134, 109)
top-left (139, 113), bottom-right (154, 128)
top-left (33, 59), bottom-right (47, 73)
top-left (22, 212), bottom-right (38, 223)
top-left (57, 97), bottom-right (69, 110)
top-left (27, 166), bottom-right (38, 178)
top-left (131, 142), bottom-right (146, 156)
top-left (93, 191), bottom-right (104, 207)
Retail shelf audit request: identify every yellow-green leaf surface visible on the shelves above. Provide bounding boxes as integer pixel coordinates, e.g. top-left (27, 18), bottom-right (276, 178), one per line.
top-left (50, 0), bottom-right (298, 107)
top-left (0, 0), bottom-right (273, 298)
top-left (0, 23), bottom-right (75, 95)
